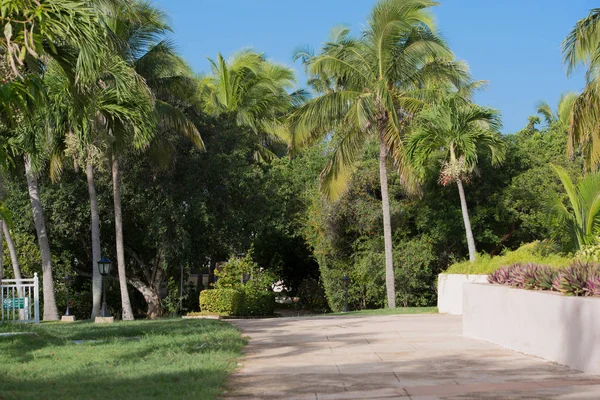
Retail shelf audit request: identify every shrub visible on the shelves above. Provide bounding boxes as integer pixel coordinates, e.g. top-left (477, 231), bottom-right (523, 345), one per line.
top-left (296, 277), bottom-right (329, 313)
top-left (241, 288), bottom-right (275, 316)
top-left (488, 265), bottom-right (513, 285)
top-left (489, 260), bottom-right (600, 297)
top-left (576, 242), bottom-right (600, 262)
top-left (555, 261), bottom-right (599, 297)
top-left (587, 276), bottom-right (600, 296)
top-left (446, 241), bottom-right (571, 275)
top-left (534, 266), bottom-right (560, 291)
top-left (199, 289), bottom-right (245, 316)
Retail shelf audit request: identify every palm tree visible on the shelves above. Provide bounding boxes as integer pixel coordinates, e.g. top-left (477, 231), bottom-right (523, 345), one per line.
top-left (405, 97), bottom-right (505, 262)
top-left (1, 0), bottom-right (119, 320)
top-left (44, 50), bottom-right (155, 318)
top-left (288, 0), bottom-right (468, 308)
top-left (199, 50), bottom-right (302, 160)
top-left (0, 0), bottom-right (100, 80)
top-left (562, 9), bottom-right (600, 170)
top-left (551, 165), bottom-right (600, 250)
top-left (97, 1), bottom-right (204, 319)
top-left (536, 92), bottom-right (577, 131)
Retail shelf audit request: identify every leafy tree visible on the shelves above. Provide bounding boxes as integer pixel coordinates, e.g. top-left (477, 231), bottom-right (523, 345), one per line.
top-left (289, 0), bottom-right (468, 307)
top-left (406, 97), bottom-right (505, 262)
top-left (536, 92), bottom-right (577, 131)
top-left (562, 8), bottom-right (600, 169)
top-left (199, 50), bottom-right (301, 160)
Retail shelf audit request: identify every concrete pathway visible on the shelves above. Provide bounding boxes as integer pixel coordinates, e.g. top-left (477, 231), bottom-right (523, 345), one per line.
top-left (223, 314), bottom-right (600, 399)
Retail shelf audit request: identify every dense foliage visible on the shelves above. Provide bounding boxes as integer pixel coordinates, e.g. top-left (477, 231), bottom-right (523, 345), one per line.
top-left (1, 0), bottom-right (598, 319)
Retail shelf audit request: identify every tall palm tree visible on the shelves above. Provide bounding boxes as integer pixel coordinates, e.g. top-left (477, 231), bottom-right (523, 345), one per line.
top-left (536, 92), bottom-right (577, 131)
top-left (200, 50), bottom-right (302, 160)
top-left (551, 165), bottom-right (600, 250)
top-left (562, 9), bottom-right (600, 170)
top-left (44, 49), bottom-right (155, 318)
top-left (1, 0), bottom-right (119, 320)
top-left (97, 1), bottom-right (204, 319)
top-left (405, 97), bottom-right (505, 262)
top-left (288, 0), bottom-right (468, 308)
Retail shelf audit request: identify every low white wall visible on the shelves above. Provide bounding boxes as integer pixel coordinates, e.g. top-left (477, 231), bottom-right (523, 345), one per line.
top-left (437, 274), bottom-right (488, 315)
top-left (463, 283), bottom-right (600, 375)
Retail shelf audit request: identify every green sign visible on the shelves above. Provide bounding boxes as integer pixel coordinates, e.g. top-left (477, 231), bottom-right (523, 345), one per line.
top-left (2, 298), bottom-right (25, 310)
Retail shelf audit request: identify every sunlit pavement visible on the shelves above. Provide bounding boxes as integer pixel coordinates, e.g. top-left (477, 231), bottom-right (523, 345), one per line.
top-left (223, 314), bottom-right (600, 399)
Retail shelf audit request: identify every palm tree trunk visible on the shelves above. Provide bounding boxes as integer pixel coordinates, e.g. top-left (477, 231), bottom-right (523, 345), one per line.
top-left (86, 161), bottom-right (102, 319)
top-left (456, 178), bottom-right (477, 262)
top-left (3, 221), bottom-right (22, 282)
top-left (378, 140), bottom-right (396, 308)
top-left (111, 155), bottom-right (134, 320)
top-left (24, 156), bottom-right (59, 320)
top-left (0, 220), bottom-right (3, 283)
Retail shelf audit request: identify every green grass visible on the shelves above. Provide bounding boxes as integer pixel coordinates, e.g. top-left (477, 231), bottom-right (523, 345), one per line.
top-left (317, 306), bottom-right (438, 317)
top-left (0, 318), bottom-right (246, 400)
top-left (445, 242), bottom-right (573, 275)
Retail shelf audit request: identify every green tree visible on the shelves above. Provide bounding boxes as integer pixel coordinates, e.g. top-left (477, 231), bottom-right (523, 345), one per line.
top-left (199, 50), bottom-right (302, 160)
top-left (406, 97), bottom-right (505, 262)
top-left (1, 0), bottom-right (117, 321)
top-left (562, 8), bottom-right (600, 169)
top-left (289, 0), bottom-right (468, 308)
top-left (115, 3), bottom-right (204, 318)
top-left (536, 92), bottom-right (577, 131)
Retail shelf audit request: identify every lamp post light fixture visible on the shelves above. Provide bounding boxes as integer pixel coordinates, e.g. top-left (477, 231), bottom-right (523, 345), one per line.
top-left (64, 275), bottom-right (73, 316)
top-left (342, 274), bottom-right (350, 313)
top-left (98, 257), bottom-right (112, 318)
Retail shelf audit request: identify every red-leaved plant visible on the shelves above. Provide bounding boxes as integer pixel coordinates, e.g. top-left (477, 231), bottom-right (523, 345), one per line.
top-left (488, 260), bottom-right (600, 297)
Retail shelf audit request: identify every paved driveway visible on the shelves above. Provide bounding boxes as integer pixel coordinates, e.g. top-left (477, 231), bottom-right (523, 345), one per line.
top-left (223, 314), bottom-right (600, 399)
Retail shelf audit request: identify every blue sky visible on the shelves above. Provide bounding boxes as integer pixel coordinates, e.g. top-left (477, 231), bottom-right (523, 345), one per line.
top-left (155, 0), bottom-right (595, 133)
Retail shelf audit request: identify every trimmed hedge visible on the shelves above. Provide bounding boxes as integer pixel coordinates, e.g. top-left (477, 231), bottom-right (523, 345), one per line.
top-left (199, 288), bottom-right (275, 316)
top-left (242, 289), bottom-right (275, 316)
top-left (199, 289), bottom-right (244, 316)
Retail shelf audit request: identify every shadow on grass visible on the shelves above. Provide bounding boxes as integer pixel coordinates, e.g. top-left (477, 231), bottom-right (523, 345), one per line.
top-left (0, 319), bottom-right (246, 400)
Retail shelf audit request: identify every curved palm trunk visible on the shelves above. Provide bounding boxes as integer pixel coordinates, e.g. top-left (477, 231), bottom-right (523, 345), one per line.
top-left (87, 161), bottom-right (102, 319)
top-left (25, 156), bottom-right (59, 320)
top-left (3, 221), bottom-right (22, 282)
top-left (456, 178), bottom-right (477, 262)
top-left (111, 155), bottom-right (134, 320)
top-left (379, 140), bottom-right (396, 308)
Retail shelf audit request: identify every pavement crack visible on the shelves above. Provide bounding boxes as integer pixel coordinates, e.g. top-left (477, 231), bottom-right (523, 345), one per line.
top-left (375, 352), bottom-right (384, 362)
top-left (393, 371), bottom-right (401, 383)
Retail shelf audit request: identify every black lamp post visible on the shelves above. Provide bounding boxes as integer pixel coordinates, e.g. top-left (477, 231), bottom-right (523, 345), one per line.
top-left (64, 275), bottom-right (73, 316)
top-left (342, 274), bottom-right (350, 313)
top-left (98, 257), bottom-right (112, 318)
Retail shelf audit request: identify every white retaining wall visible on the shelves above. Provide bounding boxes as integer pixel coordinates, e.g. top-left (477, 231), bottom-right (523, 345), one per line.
top-left (437, 274), bottom-right (488, 315)
top-left (463, 283), bottom-right (600, 375)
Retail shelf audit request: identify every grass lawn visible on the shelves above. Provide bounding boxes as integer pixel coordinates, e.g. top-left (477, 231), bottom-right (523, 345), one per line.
top-left (0, 318), bottom-right (245, 400)
top-left (316, 306), bottom-right (438, 317)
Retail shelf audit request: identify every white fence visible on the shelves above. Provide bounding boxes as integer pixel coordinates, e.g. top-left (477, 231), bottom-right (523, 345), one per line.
top-left (0, 273), bottom-right (40, 324)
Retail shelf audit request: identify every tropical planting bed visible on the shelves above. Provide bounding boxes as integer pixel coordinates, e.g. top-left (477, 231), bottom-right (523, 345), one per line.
top-left (0, 319), bottom-right (245, 400)
top-left (437, 243), bottom-right (575, 315)
top-left (463, 261), bottom-right (600, 374)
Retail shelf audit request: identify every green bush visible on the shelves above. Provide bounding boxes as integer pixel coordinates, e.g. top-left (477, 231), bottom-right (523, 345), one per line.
top-left (296, 277), bottom-right (330, 313)
top-left (445, 242), bottom-right (572, 275)
top-left (199, 288), bottom-right (276, 317)
top-left (199, 289), bottom-right (245, 316)
top-left (241, 288), bottom-right (275, 316)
